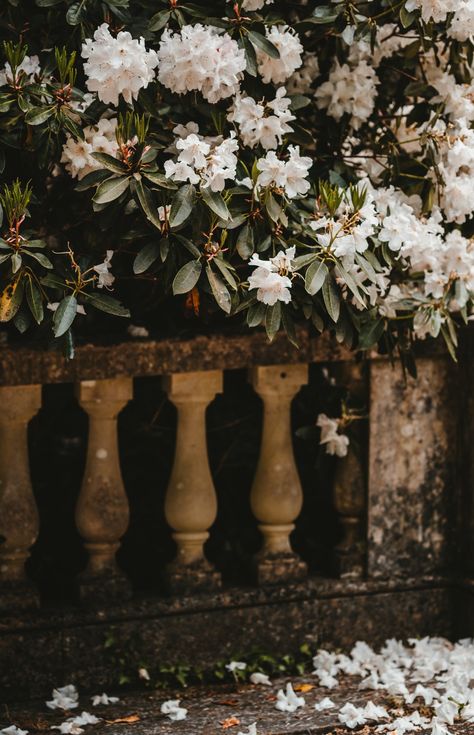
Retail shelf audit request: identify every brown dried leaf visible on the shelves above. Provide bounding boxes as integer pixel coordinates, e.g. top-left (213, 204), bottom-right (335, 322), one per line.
top-left (105, 714), bottom-right (140, 725)
top-left (216, 700), bottom-right (239, 706)
top-left (220, 716), bottom-right (240, 729)
top-left (293, 683), bottom-right (315, 692)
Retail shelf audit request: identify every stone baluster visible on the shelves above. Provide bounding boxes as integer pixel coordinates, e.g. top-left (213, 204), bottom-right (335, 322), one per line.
top-left (331, 362), bottom-right (367, 578)
top-left (0, 384), bottom-right (42, 611)
top-left (163, 370), bottom-right (222, 593)
top-left (75, 378), bottom-right (133, 602)
top-left (249, 364), bottom-right (308, 584)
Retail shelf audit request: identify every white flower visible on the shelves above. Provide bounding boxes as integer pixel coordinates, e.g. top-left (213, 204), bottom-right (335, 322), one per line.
top-left (448, 1), bottom-right (474, 41)
top-left (128, 325), bottom-right (150, 339)
top-left (226, 661), bottom-right (247, 672)
top-left (316, 414), bottom-right (349, 458)
top-left (0, 728), bottom-right (29, 735)
top-left (46, 685), bottom-right (79, 711)
top-left (430, 718), bottom-right (452, 735)
top-left (338, 703), bottom-right (367, 729)
top-left (61, 117), bottom-right (118, 180)
top-left (160, 700), bottom-right (187, 721)
top-left (51, 724), bottom-right (83, 735)
top-left (158, 25), bottom-right (246, 103)
top-left (0, 54), bottom-right (40, 86)
top-left (82, 23), bottom-right (158, 106)
top-left (165, 130), bottom-right (238, 192)
top-left (314, 697), bottom-right (335, 711)
top-left (241, 0), bottom-right (273, 8)
top-left (286, 52), bottom-right (319, 95)
top-left (250, 672), bottom-right (271, 686)
top-left (256, 26), bottom-right (303, 84)
top-left (315, 59), bottom-right (378, 130)
top-left (91, 693), bottom-right (119, 706)
top-left (248, 246), bottom-right (295, 305)
top-left (256, 146), bottom-right (312, 198)
top-left (138, 667), bottom-right (151, 681)
top-left (275, 683), bottom-right (305, 713)
top-left (405, 0), bottom-right (457, 23)
top-left (228, 87), bottom-right (295, 150)
top-left (93, 250), bottom-right (115, 289)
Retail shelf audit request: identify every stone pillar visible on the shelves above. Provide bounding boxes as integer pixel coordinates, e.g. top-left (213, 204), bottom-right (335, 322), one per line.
top-left (163, 370), bottom-right (222, 593)
top-left (249, 364), bottom-right (308, 584)
top-left (75, 378), bottom-right (133, 602)
top-left (0, 384), bottom-right (42, 611)
top-left (367, 357), bottom-right (457, 579)
top-left (332, 362), bottom-right (367, 578)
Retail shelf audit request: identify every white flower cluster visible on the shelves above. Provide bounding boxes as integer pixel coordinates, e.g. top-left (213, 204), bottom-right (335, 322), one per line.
top-left (256, 145), bottom-right (312, 198)
top-left (406, 0), bottom-right (474, 41)
top-left (164, 127), bottom-right (238, 192)
top-left (61, 118), bottom-right (118, 180)
top-left (256, 25), bottom-right (303, 84)
top-left (316, 414), bottom-right (350, 457)
top-left (241, 0), bottom-right (273, 9)
top-left (315, 59), bottom-right (379, 130)
top-left (157, 24), bottom-right (246, 103)
top-left (81, 24), bottom-right (158, 106)
top-left (248, 246), bottom-right (295, 305)
top-left (228, 87), bottom-right (295, 150)
top-left (160, 699), bottom-right (187, 721)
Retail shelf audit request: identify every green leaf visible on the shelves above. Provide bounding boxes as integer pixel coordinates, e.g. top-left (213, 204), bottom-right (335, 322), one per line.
top-left (134, 178), bottom-right (163, 229)
top-left (172, 260), bottom-right (202, 294)
top-left (25, 105), bottom-right (55, 125)
top-left (169, 184), bottom-right (196, 228)
top-left (143, 170), bottom-right (177, 189)
top-left (66, 1), bottom-right (85, 24)
top-left (201, 187), bottom-right (230, 221)
top-left (400, 5), bottom-right (416, 28)
top-left (334, 262), bottom-right (365, 306)
top-left (149, 8), bottom-right (171, 31)
top-left (243, 35), bottom-right (257, 76)
top-left (311, 5), bottom-right (339, 22)
top-left (247, 30), bottom-right (280, 58)
top-left (247, 301), bottom-right (266, 327)
top-left (91, 152), bottom-right (128, 174)
top-left (53, 294), bottom-right (77, 337)
top-left (358, 318), bottom-right (385, 350)
top-left (322, 276), bottom-right (340, 322)
top-left (93, 176), bottom-right (130, 204)
top-left (36, 0), bottom-right (63, 6)
top-left (207, 265), bottom-right (231, 313)
top-left (236, 222), bottom-right (254, 260)
top-left (133, 241), bottom-right (160, 274)
top-left (265, 301), bottom-right (282, 341)
top-left (305, 260), bottom-right (328, 295)
top-left (11, 252), bottom-right (21, 273)
top-left (82, 291), bottom-right (130, 316)
top-left (26, 278), bottom-right (44, 324)
top-left (266, 192), bottom-right (283, 223)
top-left (75, 169), bottom-right (111, 192)
top-left (23, 250), bottom-right (53, 269)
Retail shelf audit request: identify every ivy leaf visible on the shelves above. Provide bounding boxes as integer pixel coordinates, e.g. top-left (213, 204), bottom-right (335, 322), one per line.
top-left (53, 294), bottom-right (77, 337)
top-left (322, 276), bottom-right (340, 322)
top-left (93, 176), bottom-right (130, 204)
top-left (201, 187), bottom-right (230, 221)
top-left (169, 184), bottom-right (196, 228)
top-left (305, 260), bottom-right (328, 295)
top-left (133, 241), bottom-right (160, 274)
top-left (247, 30), bottom-right (280, 58)
top-left (207, 265), bottom-right (232, 313)
top-left (172, 260), bottom-right (202, 294)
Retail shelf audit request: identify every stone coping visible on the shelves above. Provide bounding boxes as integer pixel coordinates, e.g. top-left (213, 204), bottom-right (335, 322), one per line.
top-left (0, 575), bottom-right (452, 634)
top-left (0, 328), bottom-right (446, 386)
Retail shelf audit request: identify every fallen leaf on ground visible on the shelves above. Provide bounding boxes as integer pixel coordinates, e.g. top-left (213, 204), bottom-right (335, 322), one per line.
top-left (220, 716), bottom-right (240, 728)
top-left (105, 714), bottom-right (140, 725)
top-left (216, 700), bottom-right (239, 707)
top-left (293, 683), bottom-right (315, 692)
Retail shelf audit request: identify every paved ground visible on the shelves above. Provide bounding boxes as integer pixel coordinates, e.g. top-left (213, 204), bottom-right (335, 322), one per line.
top-left (1, 676), bottom-right (472, 735)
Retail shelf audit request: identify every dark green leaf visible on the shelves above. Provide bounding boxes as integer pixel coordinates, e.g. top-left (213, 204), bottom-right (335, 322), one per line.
top-left (93, 176), bottom-right (130, 204)
top-left (201, 187), bottom-right (230, 221)
top-left (247, 30), bottom-right (280, 58)
top-left (91, 152), bottom-right (128, 174)
top-left (207, 265), bottom-right (231, 313)
top-left (134, 178), bottom-right (163, 229)
top-left (149, 8), bottom-right (171, 31)
top-left (53, 295), bottom-right (77, 337)
top-left (265, 301), bottom-right (282, 340)
top-left (322, 276), bottom-right (340, 322)
top-left (169, 184), bottom-right (196, 228)
top-left (305, 260), bottom-right (328, 295)
top-left (26, 278), bottom-right (44, 324)
top-left (172, 260), bottom-right (202, 294)
top-left (133, 241), bottom-right (160, 274)
top-left (25, 106), bottom-right (55, 125)
top-left (82, 292), bottom-right (130, 316)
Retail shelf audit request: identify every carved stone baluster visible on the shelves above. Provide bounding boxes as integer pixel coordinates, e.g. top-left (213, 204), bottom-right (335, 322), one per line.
top-left (249, 364), bottom-right (308, 584)
top-left (332, 362), bottom-right (367, 578)
top-left (163, 370), bottom-right (222, 593)
top-left (75, 378), bottom-right (132, 602)
top-left (0, 384), bottom-right (42, 611)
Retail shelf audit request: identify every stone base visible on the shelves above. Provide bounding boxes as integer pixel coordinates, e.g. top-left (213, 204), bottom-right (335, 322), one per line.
top-left (78, 571), bottom-right (132, 605)
top-left (335, 548), bottom-right (365, 579)
top-left (0, 580), bottom-right (39, 614)
top-left (253, 552), bottom-right (307, 585)
top-left (165, 560), bottom-right (221, 595)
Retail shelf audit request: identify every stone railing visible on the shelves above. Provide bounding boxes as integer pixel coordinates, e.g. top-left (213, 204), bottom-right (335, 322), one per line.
top-left (0, 328), bottom-right (471, 697)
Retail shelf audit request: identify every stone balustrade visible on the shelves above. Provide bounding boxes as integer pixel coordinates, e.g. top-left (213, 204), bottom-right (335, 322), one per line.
top-left (0, 330), bottom-right (463, 620)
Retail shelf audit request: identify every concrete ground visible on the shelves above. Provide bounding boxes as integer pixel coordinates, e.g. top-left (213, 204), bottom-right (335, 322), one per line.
top-left (1, 675), bottom-right (472, 735)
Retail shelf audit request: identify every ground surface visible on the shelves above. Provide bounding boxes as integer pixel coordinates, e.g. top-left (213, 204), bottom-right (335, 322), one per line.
top-left (2, 676), bottom-right (472, 735)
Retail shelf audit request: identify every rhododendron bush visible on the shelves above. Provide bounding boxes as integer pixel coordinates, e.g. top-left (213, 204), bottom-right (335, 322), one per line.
top-left (1, 0), bottom-right (474, 358)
